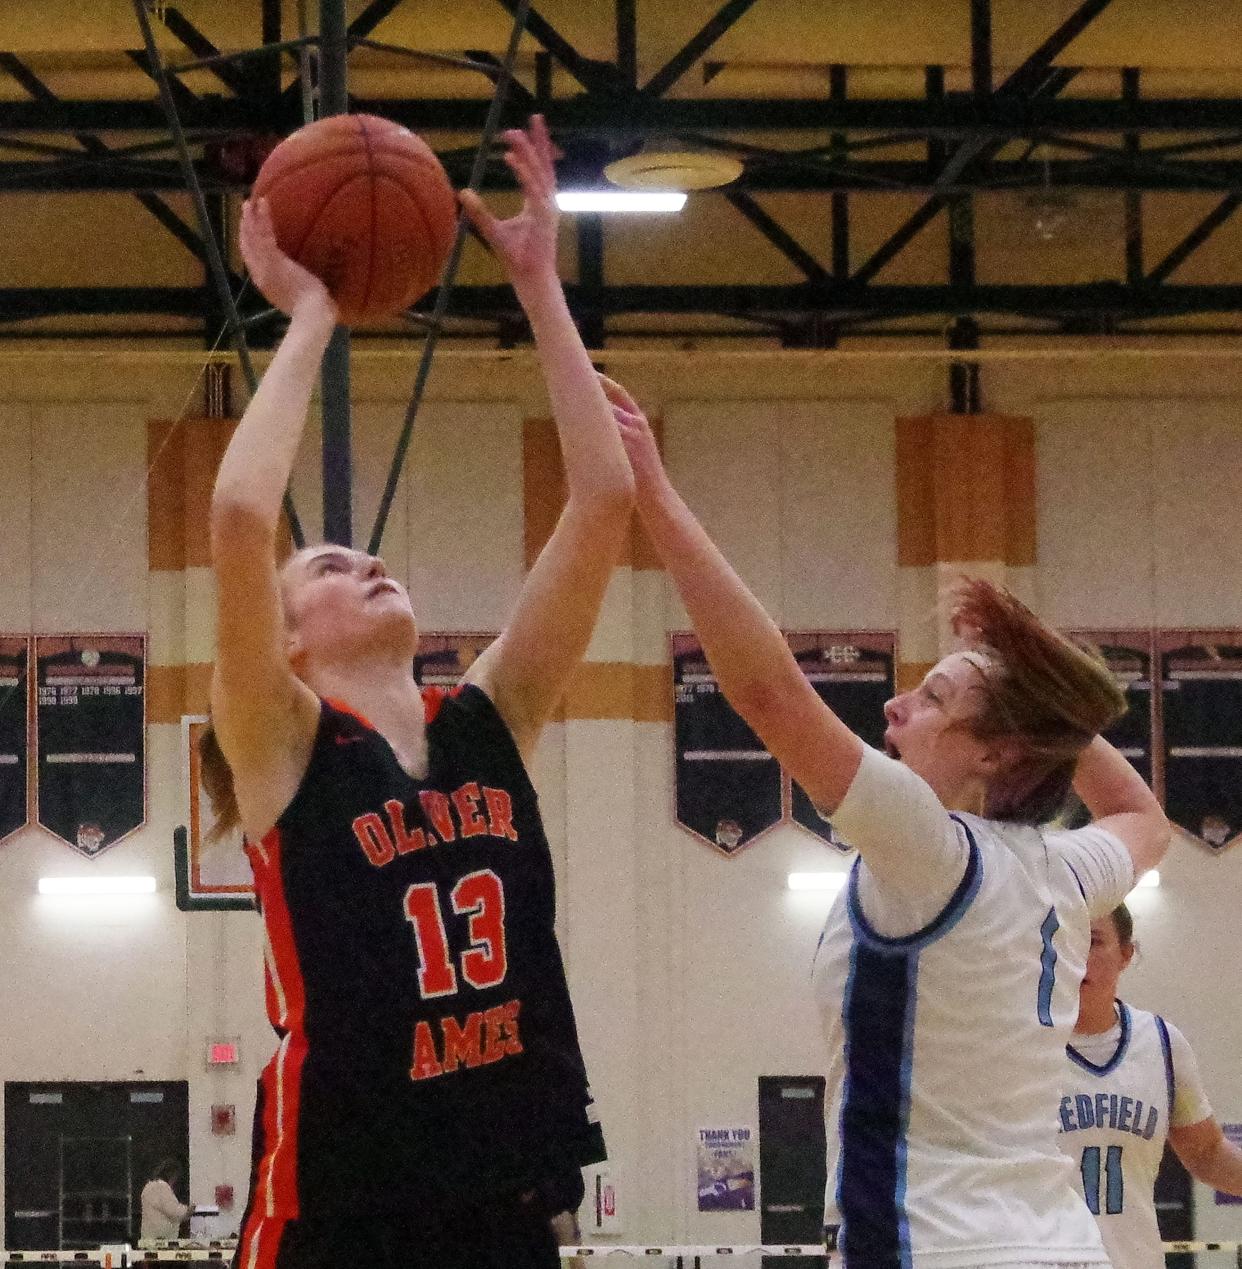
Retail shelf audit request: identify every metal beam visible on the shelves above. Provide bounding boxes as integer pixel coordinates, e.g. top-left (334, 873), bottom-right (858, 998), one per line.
top-left (830, 65), bottom-right (849, 282)
top-left (617, 0), bottom-right (637, 89)
top-left (971, 0), bottom-right (993, 98)
top-left (9, 153), bottom-right (1242, 195)
top-left (319, 0), bottom-right (353, 548)
top-left (1146, 193), bottom-right (1242, 284)
top-left (155, 6), bottom-right (255, 96)
top-left (12, 94), bottom-right (1242, 134)
top-left (724, 191), bottom-right (829, 283)
top-left (1003, 0), bottom-right (1115, 98)
top-left (642, 0), bottom-right (764, 99)
top-left (1122, 68), bottom-right (1144, 287)
top-left (576, 214), bottom-right (606, 347)
top-left (11, 282), bottom-right (1242, 324)
top-left (348, 0), bottom-right (408, 39)
top-left (491, 0), bottom-right (616, 94)
top-left (0, 52), bottom-right (237, 281)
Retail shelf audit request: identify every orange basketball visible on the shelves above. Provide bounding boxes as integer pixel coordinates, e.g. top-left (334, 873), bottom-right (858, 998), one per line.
top-left (251, 114), bottom-right (457, 325)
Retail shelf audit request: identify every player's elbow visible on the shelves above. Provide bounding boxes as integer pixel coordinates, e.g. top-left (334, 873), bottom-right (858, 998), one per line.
top-left (210, 494), bottom-right (281, 563)
top-left (1129, 808), bottom-right (1172, 876)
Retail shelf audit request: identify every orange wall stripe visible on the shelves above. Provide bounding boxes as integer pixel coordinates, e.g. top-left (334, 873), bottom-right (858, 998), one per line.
top-left (897, 414), bottom-right (1034, 564)
top-left (184, 417), bottom-right (236, 569)
top-left (557, 662), bottom-right (672, 724)
top-left (147, 661), bottom-right (213, 724)
top-left (522, 417), bottom-right (566, 570)
top-left (147, 419), bottom-right (186, 571)
top-left (895, 416), bottom-right (937, 567)
top-left (523, 414), bottom-right (666, 572)
top-left (1002, 416), bottom-right (1037, 567)
top-left (895, 660), bottom-right (936, 694)
top-left (931, 414), bottom-right (1008, 562)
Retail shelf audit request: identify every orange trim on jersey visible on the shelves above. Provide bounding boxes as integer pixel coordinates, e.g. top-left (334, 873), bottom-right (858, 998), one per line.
top-left (322, 695), bottom-right (378, 732)
top-left (248, 827), bottom-right (308, 1221)
top-left (421, 683), bottom-right (464, 725)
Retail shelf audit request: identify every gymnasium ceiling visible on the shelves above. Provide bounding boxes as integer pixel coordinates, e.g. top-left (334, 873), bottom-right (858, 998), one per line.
top-left (8, 1), bottom-right (1242, 345)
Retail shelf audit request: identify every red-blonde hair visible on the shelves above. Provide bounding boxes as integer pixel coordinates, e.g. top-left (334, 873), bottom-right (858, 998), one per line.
top-left (949, 578), bottom-right (1127, 823)
top-left (198, 721), bottom-right (241, 842)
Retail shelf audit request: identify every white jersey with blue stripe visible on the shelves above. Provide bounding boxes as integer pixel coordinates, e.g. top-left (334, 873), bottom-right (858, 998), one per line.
top-left (812, 767), bottom-right (1133, 1268)
top-left (1061, 1005), bottom-right (1211, 1269)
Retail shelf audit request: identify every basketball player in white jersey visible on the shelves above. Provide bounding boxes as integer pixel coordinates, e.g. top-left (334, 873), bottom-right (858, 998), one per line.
top-left (603, 380), bottom-right (1170, 1269)
top-left (1063, 903), bottom-right (1242, 1269)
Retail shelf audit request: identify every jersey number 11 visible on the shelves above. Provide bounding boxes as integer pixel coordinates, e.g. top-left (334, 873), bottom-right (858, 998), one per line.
top-left (1081, 1144), bottom-right (1124, 1216)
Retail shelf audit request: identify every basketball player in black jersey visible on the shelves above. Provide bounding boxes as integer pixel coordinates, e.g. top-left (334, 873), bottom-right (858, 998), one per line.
top-left (206, 117), bottom-right (633, 1269)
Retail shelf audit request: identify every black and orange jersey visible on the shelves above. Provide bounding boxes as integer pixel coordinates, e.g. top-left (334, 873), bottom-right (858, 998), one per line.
top-left (242, 684), bottom-right (605, 1221)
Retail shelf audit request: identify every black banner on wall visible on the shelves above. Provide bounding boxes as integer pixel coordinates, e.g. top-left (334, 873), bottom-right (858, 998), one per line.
top-left (787, 632), bottom-right (895, 852)
top-left (0, 636), bottom-right (29, 844)
top-left (673, 634), bottom-right (783, 854)
top-left (1070, 631), bottom-right (1156, 787)
top-left (36, 635), bottom-right (146, 856)
top-left (414, 633), bottom-right (498, 688)
top-left (1160, 631), bottom-right (1242, 854)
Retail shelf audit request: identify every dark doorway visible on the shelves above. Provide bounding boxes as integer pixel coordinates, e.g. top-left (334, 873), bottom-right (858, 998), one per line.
top-left (758, 1075), bottom-right (827, 1269)
top-left (5, 1081), bottom-right (189, 1250)
top-left (1156, 1143), bottom-right (1194, 1269)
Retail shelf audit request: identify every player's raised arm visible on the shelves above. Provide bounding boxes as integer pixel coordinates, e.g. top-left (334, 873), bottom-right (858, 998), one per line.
top-left (208, 198), bottom-right (332, 838)
top-left (459, 117), bottom-right (635, 763)
top-left (1070, 735), bottom-right (1169, 879)
top-left (606, 378), bottom-right (863, 810)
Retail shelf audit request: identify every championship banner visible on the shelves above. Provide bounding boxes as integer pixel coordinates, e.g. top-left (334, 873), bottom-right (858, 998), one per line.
top-left (0, 636), bottom-right (30, 844)
top-left (672, 634), bottom-right (782, 854)
top-left (414, 632), bottom-right (497, 687)
top-left (35, 635), bottom-right (145, 856)
top-left (786, 632), bottom-right (895, 851)
top-left (1159, 631), bottom-right (1242, 853)
top-left (1070, 631), bottom-right (1156, 787)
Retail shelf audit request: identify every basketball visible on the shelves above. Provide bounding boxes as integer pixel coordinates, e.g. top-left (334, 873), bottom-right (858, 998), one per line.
top-left (251, 114), bottom-right (457, 325)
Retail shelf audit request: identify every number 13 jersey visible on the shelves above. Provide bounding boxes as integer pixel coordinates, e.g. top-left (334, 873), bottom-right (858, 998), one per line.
top-left (243, 685), bottom-right (605, 1221)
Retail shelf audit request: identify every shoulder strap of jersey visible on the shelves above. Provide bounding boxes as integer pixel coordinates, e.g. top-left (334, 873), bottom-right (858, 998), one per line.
top-left (1154, 1015), bottom-right (1175, 1114)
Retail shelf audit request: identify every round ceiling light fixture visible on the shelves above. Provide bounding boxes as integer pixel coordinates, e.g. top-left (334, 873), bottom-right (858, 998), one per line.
top-left (604, 150), bottom-right (744, 192)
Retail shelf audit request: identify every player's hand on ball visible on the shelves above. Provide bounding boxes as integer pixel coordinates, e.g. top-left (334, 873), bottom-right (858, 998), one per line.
top-left (459, 115), bottom-right (559, 287)
top-left (600, 375), bottom-right (664, 485)
top-left (239, 197), bottom-right (336, 321)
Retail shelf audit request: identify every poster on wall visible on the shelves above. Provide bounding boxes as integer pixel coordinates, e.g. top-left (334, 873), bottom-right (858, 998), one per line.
top-left (35, 635), bottom-right (145, 856)
top-left (673, 634), bottom-right (782, 854)
top-left (697, 1126), bottom-right (756, 1211)
top-left (1159, 631), bottom-right (1242, 853)
top-left (414, 633), bottom-right (498, 688)
top-left (786, 632), bottom-right (895, 851)
top-left (0, 636), bottom-right (29, 844)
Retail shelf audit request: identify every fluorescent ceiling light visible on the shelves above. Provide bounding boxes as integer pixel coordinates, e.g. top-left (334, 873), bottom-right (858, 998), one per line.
top-left (1134, 870), bottom-right (1160, 890)
top-left (39, 876), bottom-right (157, 896)
top-left (787, 872), bottom-right (847, 893)
top-left (556, 190), bottom-right (687, 213)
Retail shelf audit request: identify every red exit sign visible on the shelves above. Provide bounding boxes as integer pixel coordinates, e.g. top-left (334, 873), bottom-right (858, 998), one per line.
top-left (206, 1038), bottom-right (240, 1066)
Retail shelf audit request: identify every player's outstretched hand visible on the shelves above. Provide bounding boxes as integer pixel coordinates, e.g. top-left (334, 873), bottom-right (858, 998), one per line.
top-left (239, 197), bottom-right (336, 321)
top-left (600, 375), bottom-right (667, 492)
top-left (459, 115), bottom-right (559, 289)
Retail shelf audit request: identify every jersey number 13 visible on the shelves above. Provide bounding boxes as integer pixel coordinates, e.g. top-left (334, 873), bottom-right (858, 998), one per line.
top-left (404, 869), bottom-right (508, 998)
